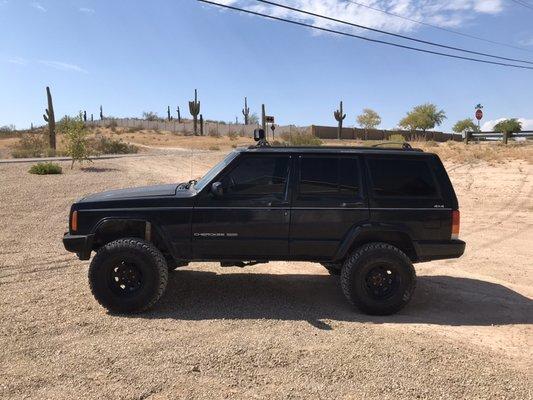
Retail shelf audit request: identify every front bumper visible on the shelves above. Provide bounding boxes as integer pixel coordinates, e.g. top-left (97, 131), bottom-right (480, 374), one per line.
top-left (415, 239), bottom-right (466, 262)
top-left (63, 233), bottom-right (94, 260)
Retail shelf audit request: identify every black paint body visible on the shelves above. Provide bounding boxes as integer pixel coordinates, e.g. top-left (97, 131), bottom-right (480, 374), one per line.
top-left (64, 147), bottom-right (465, 263)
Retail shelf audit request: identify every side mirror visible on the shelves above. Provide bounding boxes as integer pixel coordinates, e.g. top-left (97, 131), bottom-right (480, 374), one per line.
top-left (254, 128), bottom-right (266, 142)
top-left (211, 181), bottom-right (224, 197)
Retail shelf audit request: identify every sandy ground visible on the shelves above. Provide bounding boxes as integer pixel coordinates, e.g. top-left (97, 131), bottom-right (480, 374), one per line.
top-left (0, 149), bottom-right (532, 399)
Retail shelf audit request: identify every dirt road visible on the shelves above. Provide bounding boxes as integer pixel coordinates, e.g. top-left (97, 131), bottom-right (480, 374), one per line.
top-left (1, 150), bottom-right (531, 399)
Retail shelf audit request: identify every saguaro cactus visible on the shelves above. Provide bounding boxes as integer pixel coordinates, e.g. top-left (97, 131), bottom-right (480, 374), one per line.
top-left (242, 97), bottom-right (250, 125)
top-left (167, 106), bottom-right (172, 121)
top-left (42, 86), bottom-right (56, 150)
top-left (334, 101), bottom-right (346, 140)
top-left (200, 114), bottom-right (204, 136)
top-left (176, 106), bottom-right (181, 123)
top-left (83, 110), bottom-right (87, 122)
top-left (91, 114), bottom-right (94, 122)
top-left (189, 89), bottom-right (201, 135)
top-left (100, 105), bottom-right (104, 120)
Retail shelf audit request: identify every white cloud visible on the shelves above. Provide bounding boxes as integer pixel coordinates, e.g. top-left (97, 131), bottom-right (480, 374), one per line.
top-left (39, 60), bottom-right (88, 74)
top-left (482, 118), bottom-right (533, 131)
top-left (79, 7), bottom-right (95, 14)
top-left (30, 1), bottom-right (46, 12)
top-left (8, 57), bottom-right (28, 65)
top-left (518, 37), bottom-right (533, 46)
top-left (218, 0), bottom-right (505, 36)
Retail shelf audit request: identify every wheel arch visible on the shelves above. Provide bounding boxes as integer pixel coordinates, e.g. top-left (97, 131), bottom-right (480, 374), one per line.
top-left (334, 224), bottom-right (419, 263)
top-left (91, 218), bottom-right (173, 258)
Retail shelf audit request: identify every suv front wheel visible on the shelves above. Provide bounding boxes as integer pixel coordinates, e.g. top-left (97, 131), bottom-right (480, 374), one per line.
top-left (88, 238), bottom-right (168, 313)
top-left (341, 242), bottom-right (416, 315)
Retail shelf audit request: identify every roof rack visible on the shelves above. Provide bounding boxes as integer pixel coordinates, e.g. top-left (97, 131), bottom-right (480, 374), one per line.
top-left (372, 142), bottom-right (413, 150)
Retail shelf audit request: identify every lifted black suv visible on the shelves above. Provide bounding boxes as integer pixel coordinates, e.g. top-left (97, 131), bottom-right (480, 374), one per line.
top-left (63, 138), bottom-right (465, 315)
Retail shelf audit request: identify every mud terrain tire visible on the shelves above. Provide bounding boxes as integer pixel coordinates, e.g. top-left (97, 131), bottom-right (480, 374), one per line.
top-left (89, 238), bottom-right (168, 313)
top-left (341, 242), bottom-right (416, 315)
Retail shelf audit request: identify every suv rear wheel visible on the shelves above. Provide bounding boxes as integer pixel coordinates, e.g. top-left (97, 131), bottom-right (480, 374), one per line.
top-left (341, 242), bottom-right (416, 315)
top-left (88, 238), bottom-right (168, 313)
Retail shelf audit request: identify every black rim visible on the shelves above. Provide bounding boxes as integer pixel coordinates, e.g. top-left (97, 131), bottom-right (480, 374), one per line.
top-left (108, 260), bottom-right (143, 296)
top-left (363, 264), bottom-right (401, 300)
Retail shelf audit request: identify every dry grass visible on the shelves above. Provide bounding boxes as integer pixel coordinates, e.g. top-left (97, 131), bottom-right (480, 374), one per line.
top-left (2, 128), bottom-right (532, 163)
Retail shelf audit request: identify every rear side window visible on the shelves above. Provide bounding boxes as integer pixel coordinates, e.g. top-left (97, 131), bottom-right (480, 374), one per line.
top-left (299, 157), bottom-right (360, 197)
top-left (367, 158), bottom-right (438, 197)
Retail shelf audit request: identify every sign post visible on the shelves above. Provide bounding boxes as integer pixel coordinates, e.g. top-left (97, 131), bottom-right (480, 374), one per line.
top-left (475, 103), bottom-right (483, 131)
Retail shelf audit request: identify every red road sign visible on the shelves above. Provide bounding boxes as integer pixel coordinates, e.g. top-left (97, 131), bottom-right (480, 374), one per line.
top-left (475, 109), bottom-right (483, 120)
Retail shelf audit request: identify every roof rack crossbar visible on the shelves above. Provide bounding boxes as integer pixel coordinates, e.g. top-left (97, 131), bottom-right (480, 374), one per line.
top-left (372, 142), bottom-right (413, 150)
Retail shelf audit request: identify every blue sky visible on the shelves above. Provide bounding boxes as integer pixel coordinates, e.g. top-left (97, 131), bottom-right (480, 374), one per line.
top-left (1, 0), bottom-right (532, 131)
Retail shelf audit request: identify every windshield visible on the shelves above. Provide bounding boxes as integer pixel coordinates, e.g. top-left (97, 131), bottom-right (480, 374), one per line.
top-left (193, 151), bottom-right (240, 191)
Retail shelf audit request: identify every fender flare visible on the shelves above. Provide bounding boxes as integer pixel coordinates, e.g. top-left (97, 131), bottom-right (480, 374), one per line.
top-left (333, 223), bottom-right (419, 262)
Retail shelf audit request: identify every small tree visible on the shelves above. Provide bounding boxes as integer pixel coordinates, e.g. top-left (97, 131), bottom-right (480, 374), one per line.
top-left (143, 111), bottom-right (159, 121)
top-left (357, 108), bottom-right (381, 139)
top-left (58, 112), bottom-right (91, 169)
top-left (493, 119), bottom-right (521, 144)
top-left (453, 118), bottom-right (478, 134)
top-left (248, 112), bottom-right (259, 125)
top-left (399, 103), bottom-right (446, 135)
top-left (453, 118), bottom-right (478, 143)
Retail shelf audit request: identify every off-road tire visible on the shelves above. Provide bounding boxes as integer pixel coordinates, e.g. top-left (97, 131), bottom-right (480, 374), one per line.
top-left (89, 238), bottom-right (168, 313)
top-left (322, 263), bottom-right (341, 276)
top-left (341, 242), bottom-right (416, 315)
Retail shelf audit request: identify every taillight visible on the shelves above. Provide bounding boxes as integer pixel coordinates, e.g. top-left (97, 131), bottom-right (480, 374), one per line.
top-left (451, 210), bottom-right (460, 239)
top-left (71, 211), bottom-right (78, 232)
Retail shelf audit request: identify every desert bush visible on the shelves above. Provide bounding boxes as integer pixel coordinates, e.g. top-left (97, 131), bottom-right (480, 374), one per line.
top-left (90, 137), bottom-right (138, 155)
top-left (142, 111), bottom-right (159, 121)
top-left (29, 162), bottom-right (62, 175)
top-left (280, 132), bottom-right (322, 146)
top-left (0, 124), bottom-right (16, 134)
top-left (106, 120), bottom-right (118, 130)
top-left (389, 133), bottom-right (406, 142)
top-left (11, 133), bottom-right (51, 158)
top-left (59, 113), bottom-right (92, 168)
top-left (127, 126), bottom-right (142, 133)
top-left (208, 127), bottom-right (221, 138)
top-left (228, 131), bottom-right (238, 141)
top-left (209, 145), bottom-right (221, 151)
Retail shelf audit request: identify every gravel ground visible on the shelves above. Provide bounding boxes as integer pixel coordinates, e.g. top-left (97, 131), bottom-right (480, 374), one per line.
top-left (0, 151), bottom-right (532, 399)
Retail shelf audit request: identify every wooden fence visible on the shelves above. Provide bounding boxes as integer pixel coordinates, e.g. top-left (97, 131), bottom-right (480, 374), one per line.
top-left (465, 131), bottom-right (533, 144)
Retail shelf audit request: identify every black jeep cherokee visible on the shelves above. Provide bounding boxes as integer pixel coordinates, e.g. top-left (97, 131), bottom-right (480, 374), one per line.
top-left (63, 139), bottom-right (465, 315)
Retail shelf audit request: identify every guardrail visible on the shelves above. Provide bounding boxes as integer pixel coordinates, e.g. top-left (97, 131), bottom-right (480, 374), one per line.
top-left (465, 131), bottom-right (533, 144)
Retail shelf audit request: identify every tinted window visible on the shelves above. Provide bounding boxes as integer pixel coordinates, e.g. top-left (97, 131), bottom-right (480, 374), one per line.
top-left (367, 158), bottom-right (437, 197)
top-left (299, 157), bottom-right (359, 197)
top-left (223, 156), bottom-right (289, 197)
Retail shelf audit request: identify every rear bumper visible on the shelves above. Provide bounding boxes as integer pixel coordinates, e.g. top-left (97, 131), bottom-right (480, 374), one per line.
top-left (63, 233), bottom-right (94, 260)
top-left (415, 239), bottom-right (466, 262)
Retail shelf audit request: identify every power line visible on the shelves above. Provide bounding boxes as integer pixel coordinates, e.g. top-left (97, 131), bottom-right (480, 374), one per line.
top-left (253, 0), bottom-right (533, 65)
top-left (345, 0), bottom-right (531, 53)
top-left (509, 0), bottom-right (533, 10)
top-left (197, 0), bottom-right (533, 70)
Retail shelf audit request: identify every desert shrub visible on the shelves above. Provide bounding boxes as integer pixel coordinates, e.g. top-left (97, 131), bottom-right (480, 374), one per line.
top-left (209, 145), bottom-right (220, 151)
top-left (59, 113), bottom-right (92, 168)
top-left (425, 140), bottom-right (439, 147)
top-left (11, 133), bottom-right (50, 158)
top-left (228, 131), bottom-right (238, 141)
top-left (208, 127), bottom-right (221, 138)
top-left (280, 132), bottom-right (322, 146)
top-left (29, 162), bottom-right (62, 175)
top-left (389, 133), bottom-right (406, 142)
top-left (106, 120), bottom-right (118, 130)
top-left (90, 137), bottom-right (138, 154)
top-left (0, 124), bottom-right (16, 135)
top-left (127, 126), bottom-right (142, 133)
top-left (142, 111), bottom-right (159, 121)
